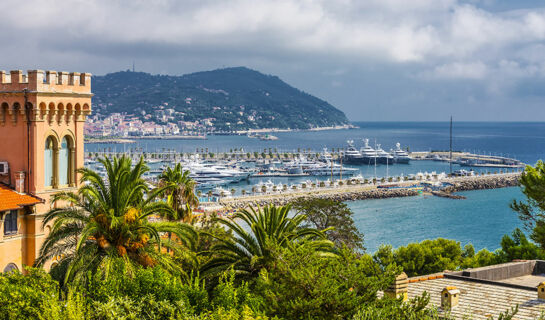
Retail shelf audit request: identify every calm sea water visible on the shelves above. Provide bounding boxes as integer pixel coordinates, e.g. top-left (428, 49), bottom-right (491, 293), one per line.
top-left (86, 122), bottom-right (544, 252)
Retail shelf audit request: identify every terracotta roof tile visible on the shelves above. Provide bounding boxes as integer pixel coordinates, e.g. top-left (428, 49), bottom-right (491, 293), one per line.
top-left (0, 184), bottom-right (43, 212)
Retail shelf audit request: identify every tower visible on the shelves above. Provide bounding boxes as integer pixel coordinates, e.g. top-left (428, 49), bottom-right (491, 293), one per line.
top-left (0, 69), bottom-right (92, 271)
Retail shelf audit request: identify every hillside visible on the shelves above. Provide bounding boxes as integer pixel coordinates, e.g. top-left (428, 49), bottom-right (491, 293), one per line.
top-left (92, 67), bottom-right (349, 131)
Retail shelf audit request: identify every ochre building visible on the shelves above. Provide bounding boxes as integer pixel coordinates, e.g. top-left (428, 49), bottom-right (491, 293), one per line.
top-left (0, 70), bottom-right (92, 272)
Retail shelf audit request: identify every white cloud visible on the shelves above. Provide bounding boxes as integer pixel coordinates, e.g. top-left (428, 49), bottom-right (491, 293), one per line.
top-left (429, 61), bottom-right (488, 79)
top-left (1, 0), bottom-right (545, 86)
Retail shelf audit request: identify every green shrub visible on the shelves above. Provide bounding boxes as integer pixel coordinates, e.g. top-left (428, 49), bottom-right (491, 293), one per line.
top-left (0, 267), bottom-right (62, 320)
top-left (254, 244), bottom-right (397, 319)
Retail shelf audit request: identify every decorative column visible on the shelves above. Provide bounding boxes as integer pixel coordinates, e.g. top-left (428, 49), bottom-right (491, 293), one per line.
top-left (69, 147), bottom-right (76, 187)
top-left (52, 146), bottom-right (59, 189)
top-left (47, 108), bottom-right (56, 125)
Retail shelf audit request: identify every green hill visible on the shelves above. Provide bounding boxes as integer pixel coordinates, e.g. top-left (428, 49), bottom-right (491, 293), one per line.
top-left (92, 67), bottom-right (349, 130)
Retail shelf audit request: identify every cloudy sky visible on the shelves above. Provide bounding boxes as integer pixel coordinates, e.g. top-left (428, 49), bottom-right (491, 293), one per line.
top-left (1, 0), bottom-right (545, 121)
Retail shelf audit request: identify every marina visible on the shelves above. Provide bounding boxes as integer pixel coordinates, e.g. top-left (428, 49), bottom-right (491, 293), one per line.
top-left (85, 143), bottom-right (524, 205)
top-left (84, 121), bottom-right (541, 252)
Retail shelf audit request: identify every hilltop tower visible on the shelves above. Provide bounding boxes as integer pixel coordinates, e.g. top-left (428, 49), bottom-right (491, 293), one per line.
top-left (0, 70), bottom-right (92, 271)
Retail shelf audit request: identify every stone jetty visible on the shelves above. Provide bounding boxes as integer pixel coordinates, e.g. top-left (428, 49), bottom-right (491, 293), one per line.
top-left (443, 173), bottom-right (520, 193)
top-left (213, 172), bottom-right (522, 210)
top-left (221, 188), bottom-right (419, 209)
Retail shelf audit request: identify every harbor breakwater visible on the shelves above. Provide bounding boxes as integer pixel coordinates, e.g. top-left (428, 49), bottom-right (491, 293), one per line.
top-left (445, 173), bottom-right (520, 192)
top-left (221, 188), bottom-right (420, 209)
top-left (216, 173), bottom-right (521, 210)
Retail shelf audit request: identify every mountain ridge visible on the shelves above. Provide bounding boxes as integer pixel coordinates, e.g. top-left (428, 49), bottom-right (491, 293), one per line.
top-left (92, 67), bottom-right (349, 131)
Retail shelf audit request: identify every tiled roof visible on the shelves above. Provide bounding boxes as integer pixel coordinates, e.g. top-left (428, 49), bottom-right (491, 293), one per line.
top-left (0, 184), bottom-right (43, 212)
top-left (407, 276), bottom-right (545, 319)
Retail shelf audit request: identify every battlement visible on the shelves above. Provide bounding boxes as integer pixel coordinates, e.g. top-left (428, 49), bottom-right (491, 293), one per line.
top-left (0, 70), bottom-right (91, 94)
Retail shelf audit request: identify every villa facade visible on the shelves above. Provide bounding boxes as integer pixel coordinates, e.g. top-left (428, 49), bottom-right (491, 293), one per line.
top-left (0, 70), bottom-right (92, 272)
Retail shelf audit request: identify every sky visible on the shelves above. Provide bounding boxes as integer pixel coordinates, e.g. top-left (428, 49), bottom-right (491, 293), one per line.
top-left (1, 0), bottom-right (545, 121)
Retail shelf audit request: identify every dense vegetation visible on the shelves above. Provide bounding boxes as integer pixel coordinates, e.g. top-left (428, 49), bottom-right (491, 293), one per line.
top-left (4, 157), bottom-right (545, 319)
top-left (92, 67), bottom-right (349, 130)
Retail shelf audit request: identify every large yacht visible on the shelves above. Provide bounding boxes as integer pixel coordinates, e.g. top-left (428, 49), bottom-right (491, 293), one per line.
top-left (304, 160), bottom-right (358, 176)
top-left (360, 138), bottom-right (379, 165)
top-left (375, 144), bottom-right (394, 164)
top-left (391, 142), bottom-right (411, 164)
top-left (342, 140), bottom-right (364, 164)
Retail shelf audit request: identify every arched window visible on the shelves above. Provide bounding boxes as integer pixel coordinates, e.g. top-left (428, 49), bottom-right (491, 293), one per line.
top-left (59, 137), bottom-right (69, 186)
top-left (44, 137), bottom-right (54, 187)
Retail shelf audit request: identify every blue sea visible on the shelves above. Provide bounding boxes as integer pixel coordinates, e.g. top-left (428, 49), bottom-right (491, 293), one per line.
top-left (86, 122), bottom-right (545, 252)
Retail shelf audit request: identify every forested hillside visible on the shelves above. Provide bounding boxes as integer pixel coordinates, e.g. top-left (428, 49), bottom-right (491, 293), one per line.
top-left (92, 67), bottom-right (349, 130)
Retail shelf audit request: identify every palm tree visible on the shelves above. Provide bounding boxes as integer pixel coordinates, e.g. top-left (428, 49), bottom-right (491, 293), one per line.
top-left (35, 156), bottom-right (197, 285)
top-left (201, 204), bottom-right (333, 278)
top-left (157, 163), bottom-right (199, 224)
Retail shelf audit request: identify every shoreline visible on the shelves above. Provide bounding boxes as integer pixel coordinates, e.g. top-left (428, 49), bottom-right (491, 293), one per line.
top-left (85, 138), bottom-right (137, 144)
top-left (203, 173), bottom-right (521, 211)
top-left (234, 123), bottom-right (356, 134)
top-left (84, 124), bottom-right (355, 144)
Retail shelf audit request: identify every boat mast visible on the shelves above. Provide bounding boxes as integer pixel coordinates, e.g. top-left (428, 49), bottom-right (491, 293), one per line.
top-left (374, 138), bottom-right (377, 181)
top-left (340, 149), bottom-right (343, 181)
top-left (386, 146), bottom-right (389, 180)
top-left (331, 148), bottom-right (333, 181)
top-left (450, 116), bottom-right (453, 175)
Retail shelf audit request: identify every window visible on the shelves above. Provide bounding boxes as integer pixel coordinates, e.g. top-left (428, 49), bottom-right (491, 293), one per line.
top-left (59, 137), bottom-right (69, 185)
top-left (4, 210), bottom-right (18, 235)
top-left (44, 137), bottom-right (54, 187)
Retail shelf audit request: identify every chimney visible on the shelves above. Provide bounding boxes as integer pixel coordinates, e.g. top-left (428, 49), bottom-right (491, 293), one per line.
top-left (384, 272), bottom-right (408, 301)
top-left (15, 171), bottom-right (25, 193)
top-left (441, 286), bottom-right (460, 310)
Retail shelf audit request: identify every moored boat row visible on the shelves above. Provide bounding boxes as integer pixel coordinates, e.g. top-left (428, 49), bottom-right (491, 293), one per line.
top-left (343, 139), bottom-right (410, 165)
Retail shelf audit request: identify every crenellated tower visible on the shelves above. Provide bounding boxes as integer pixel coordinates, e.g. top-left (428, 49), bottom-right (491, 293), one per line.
top-left (0, 69), bottom-right (92, 270)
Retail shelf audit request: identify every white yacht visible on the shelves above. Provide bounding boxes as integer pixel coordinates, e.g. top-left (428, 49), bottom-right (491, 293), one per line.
top-left (255, 180), bottom-right (275, 193)
top-left (391, 142), bottom-right (411, 164)
top-left (360, 138), bottom-right (379, 165)
top-left (342, 140), bottom-right (364, 164)
top-left (375, 144), bottom-right (394, 164)
top-left (304, 160), bottom-right (358, 176)
top-left (194, 177), bottom-right (229, 189)
top-left (183, 161), bottom-right (249, 183)
top-left (211, 187), bottom-right (230, 197)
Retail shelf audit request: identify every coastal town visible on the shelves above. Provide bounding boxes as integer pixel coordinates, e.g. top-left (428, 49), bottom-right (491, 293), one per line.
top-left (4, 0), bottom-right (545, 319)
top-left (0, 69), bottom-right (541, 319)
top-left (84, 110), bottom-right (209, 138)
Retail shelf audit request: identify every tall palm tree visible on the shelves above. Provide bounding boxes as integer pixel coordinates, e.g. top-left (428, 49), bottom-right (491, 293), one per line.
top-left (157, 163), bottom-right (199, 224)
top-left (202, 204), bottom-right (333, 278)
top-left (35, 156), bottom-right (197, 285)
